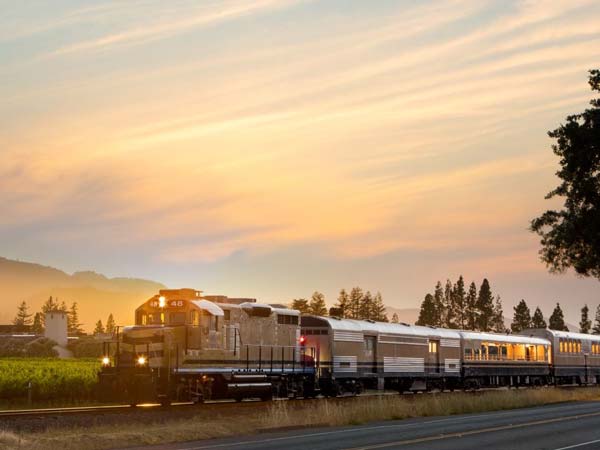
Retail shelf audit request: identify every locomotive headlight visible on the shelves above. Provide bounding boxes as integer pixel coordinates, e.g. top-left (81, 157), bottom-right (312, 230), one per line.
top-left (137, 356), bottom-right (147, 366)
top-left (101, 356), bottom-right (110, 366)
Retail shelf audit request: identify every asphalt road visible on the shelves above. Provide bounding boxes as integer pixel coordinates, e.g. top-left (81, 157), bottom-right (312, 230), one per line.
top-left (130, 401), bottom-right (600, 450)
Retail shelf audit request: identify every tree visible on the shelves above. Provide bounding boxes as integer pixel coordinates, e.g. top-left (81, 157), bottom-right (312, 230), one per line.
top-left (531, 307), bottom-right (547, 329)
top-left (465, 282), bottom-right (478, 331)
top-left (40, 296), bottom-right (59, 327)
top-left (291, 298), bottom-right (310, 314)
top-left (444, 279), bottom-right (456, 328)
top-left (511, 299), bottom-right (532, 333)
top-left (593, 305), bottom-right (600, 334)
top-left (31, 313), bottom-right (44, 335)
top-left (335, 289), bottom-right (350, 318)
top-left (372, 292), bottom-right (388, 322)
top-left (580, 304), bottom-right (592, 334)
top-left (348, 287), bottom-right (363, 319)
top-left (491, 296), bottom-right (506, 333)
top-left (94, 320), bottom-right (105, 335)
top-left (391, 313), bottom-right (399, 323)
top-left (453, 276), bottom-right (467, 329)
top-left (549, 303), bottom-right (569, 331)
top-left (416, 294), bottom-right (437, 326)
top-left (530, 70), bottom-right (600, 279)
top-left (308, 292), bottom-right (327, 316)
top-left (433, 281), bottom-right (445, 327)
top-left (359, 291), bottom-right (374, 320)
top-left (476, 279), bottom-right (495, 332)
top-left (68, 302), bottom-right (83, 335)
top-left (59, 301), bottom-right (68, 313)
top-left (105, 314), bottom-right (116, 334)
top-left (12, 301), bottom-right (32, 328)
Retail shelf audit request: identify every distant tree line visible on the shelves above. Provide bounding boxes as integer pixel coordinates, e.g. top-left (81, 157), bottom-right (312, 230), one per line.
top-left (291, 288), bottom-right (388, 322)
top-left (415, 277), bottom-right (505, 332)
top-left (11, 297), bottom-right (115, 336)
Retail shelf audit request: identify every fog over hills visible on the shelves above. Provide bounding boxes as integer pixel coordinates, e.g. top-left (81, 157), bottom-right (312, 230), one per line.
top-left (0, 257), bottom-right (165, 331)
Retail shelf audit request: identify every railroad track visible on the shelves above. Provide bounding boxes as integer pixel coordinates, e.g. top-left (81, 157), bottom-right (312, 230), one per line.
top-left (0, 385), bottom-right (586, 419)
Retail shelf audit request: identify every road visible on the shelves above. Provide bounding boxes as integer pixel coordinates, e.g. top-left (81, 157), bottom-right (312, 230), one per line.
top-left (129, 401), bottom-right (600, 450)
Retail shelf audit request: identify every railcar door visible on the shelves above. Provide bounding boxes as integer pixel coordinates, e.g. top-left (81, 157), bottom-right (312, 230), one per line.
top-left (428, 339), bottom-right (440, 373)
top-left (364, 336), bottom-right (377, 373)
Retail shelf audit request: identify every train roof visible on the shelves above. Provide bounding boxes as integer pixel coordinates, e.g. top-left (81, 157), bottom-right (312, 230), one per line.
top-left (311, 316), bottom-right (462, 339)
top-left (459, 331), bottom-right (550, 345)
top-left (531, 328), bottom-right (600, 342)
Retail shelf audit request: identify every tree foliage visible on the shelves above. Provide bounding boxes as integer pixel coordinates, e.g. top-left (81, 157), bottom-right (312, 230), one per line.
top-left (531, 70), bottom-right (600, 279)
top-left (476, 279), bottom-right (495, 332)
top-left (549, 303), bottom-right (569, 331)
top-left (593, 305), bottom-right (600, 335)
top-left (416, 294), bottom-right (436, 326)
top-left (13, 301), bottom-right (32, 328)
top-left (309, 291), bottom-right (328, 316)
top-left (105, 314), bottom-right (116, 334)
top-left (67, 302), bottom-right (83, 335)
top-left (580, 304), bottom-right (592, 334)
top-left (291, 298), bottom-right (310, 314)
top-left (531, 307), bottom-right (547, 329)
top-left (511, 299), bottom-right (532, 333)
top-left (93, 320), bottom-right (105, 335)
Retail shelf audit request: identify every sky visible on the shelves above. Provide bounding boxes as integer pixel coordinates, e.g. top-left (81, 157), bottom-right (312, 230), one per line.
top-left (1, 0), bottom-right (599, 323)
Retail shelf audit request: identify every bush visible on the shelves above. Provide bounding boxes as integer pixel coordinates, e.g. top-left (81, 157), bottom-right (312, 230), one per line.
top-left (68, 338), bottom-right (104, 358)
top-left (24, 337), bottom-right (58, 357)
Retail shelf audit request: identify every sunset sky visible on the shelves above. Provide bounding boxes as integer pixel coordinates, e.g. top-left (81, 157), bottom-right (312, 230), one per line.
top-left (2, 0), bottom-right (600, 322)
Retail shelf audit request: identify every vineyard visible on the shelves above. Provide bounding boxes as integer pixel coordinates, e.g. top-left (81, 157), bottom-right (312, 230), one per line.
top-left (0, 358), bottom-right (100, 402)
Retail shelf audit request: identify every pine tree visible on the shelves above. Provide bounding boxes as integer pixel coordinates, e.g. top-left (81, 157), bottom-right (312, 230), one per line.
top-left (372, 292), bottom-right (388, 322)
top-left (549, 303), bottom-right (568, 331)
top-left (32, 313), bottom-right (44, 335)
top-left (12, 301), bottom-right (32, 328)
top-left (359, 291), bottom-right (374, 320)
top-left (308, 292), bottom-right (327, 316)
top-left (348, 287), bottom-right (363, 319)
top-left (335, 289), bottom-right (350, 318)
top-left (476, 279), bottom-right (495, 332)
top-left (491, 296), bottom-right (506, 333)
top-left (105, 314), bottom-right (116, 334)
top-left (593, 305), bottom-right (600, 335)
top-left (40, 296), bottom-right (59, 327)
top-left (511, 299), bottom-right (531, 333)
top-left (291, 298), bottom-right (310, 314)
top-left (531, 307), bottom-right (547, 329)
top-left (433, 281), bottom-right (445, 327)
top-left (68, 302), bottom-right (83, 335)
top-left (453, 276), bottom-right (467, 329)
top-left (59, 301), bottom-right (68, 313)
top-left (94, 320), bottom-right (105, 335)
top-left (416, 294), bottom-right (437, 326)
top-left (391, 313), bottom-right (399, 323)
top-left (465, 282), bottom-right (478, 330)
top-left (444, 279), bottom-right (456, 328)
top-left (580, 304), bottom-right (592, 334)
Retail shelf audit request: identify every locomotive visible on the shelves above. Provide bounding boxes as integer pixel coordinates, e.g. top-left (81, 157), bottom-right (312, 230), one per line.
top-left (98, 288), bottom-right (600, 405)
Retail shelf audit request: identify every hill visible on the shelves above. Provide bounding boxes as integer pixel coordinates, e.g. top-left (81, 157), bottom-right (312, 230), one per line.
top-left (0, 257), bottom-right (165, 331)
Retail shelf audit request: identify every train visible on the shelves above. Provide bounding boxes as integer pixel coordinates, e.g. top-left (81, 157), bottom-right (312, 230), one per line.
top-left (98, 288), bottom-right (600, 405)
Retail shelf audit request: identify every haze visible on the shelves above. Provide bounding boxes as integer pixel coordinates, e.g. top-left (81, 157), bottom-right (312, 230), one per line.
top-left (2, 0), bottom-right (600, 323)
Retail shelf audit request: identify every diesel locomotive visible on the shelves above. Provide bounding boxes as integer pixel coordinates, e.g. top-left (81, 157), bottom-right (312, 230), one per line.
top-left (98, 288), bottom-right (600, 405)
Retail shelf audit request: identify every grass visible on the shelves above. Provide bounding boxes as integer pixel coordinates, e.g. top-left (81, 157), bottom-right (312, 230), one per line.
top-left (0, 358), bottom-right (100, 406)
top-left (2, 387), bottom-right (600, 450)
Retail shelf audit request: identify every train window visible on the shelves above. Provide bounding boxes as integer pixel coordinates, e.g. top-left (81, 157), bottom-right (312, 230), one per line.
top-left (428, 341), bottom-right (439, 353)
top-left (488, 345), bottom-right (498, 359)
top-left (500, 346), bottom-right (508, 359)
top-left (559, 339), bottom-right (564, 353)
top-left (277, 314), bottom-right (299, 325)
top-left (464, 348), bottom-right (473, 360)
top-left (224, 310), bottom-right (231, 321)
top-left (474, 348), bottom-right (481, 360)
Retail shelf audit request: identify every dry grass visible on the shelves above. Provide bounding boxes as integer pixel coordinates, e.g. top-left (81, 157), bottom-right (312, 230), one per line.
top-left (3, 388), bottom-right (600, 450)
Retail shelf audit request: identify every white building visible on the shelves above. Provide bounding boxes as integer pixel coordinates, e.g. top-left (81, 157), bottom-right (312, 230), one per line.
top-left (44, 311), bottom-right (68, 347)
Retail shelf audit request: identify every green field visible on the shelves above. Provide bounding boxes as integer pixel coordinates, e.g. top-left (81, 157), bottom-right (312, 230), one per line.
top-left (0, 358), bottom-right (100, 403)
